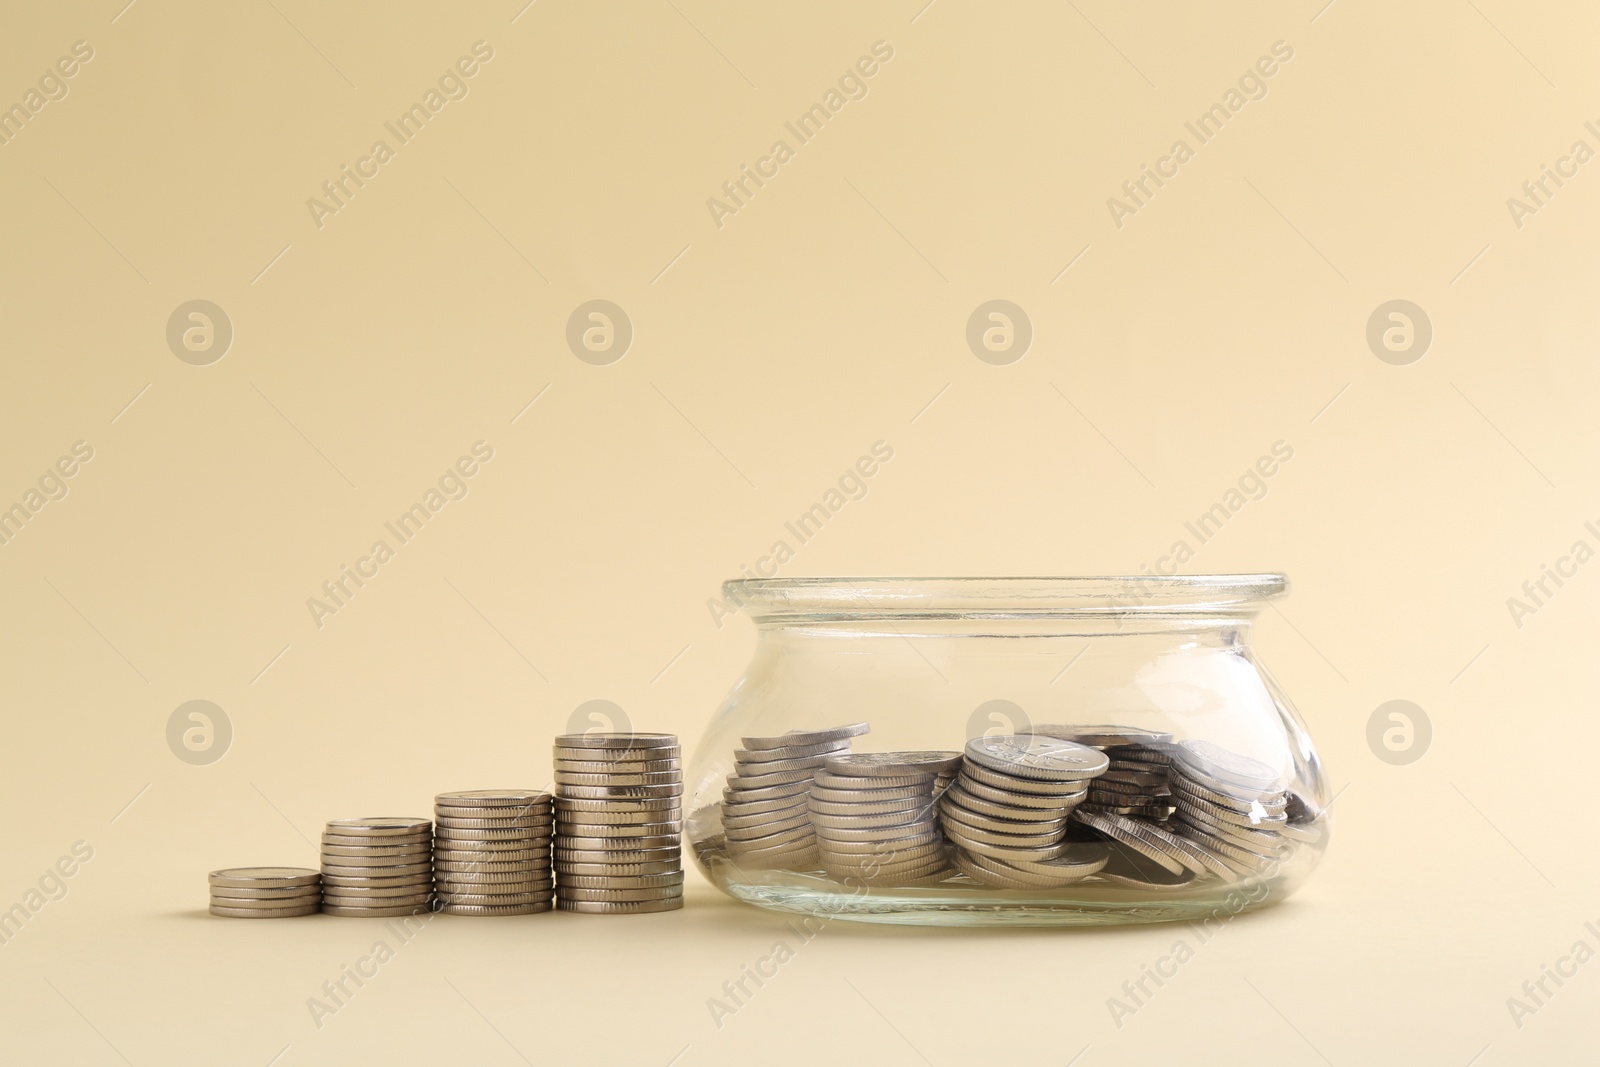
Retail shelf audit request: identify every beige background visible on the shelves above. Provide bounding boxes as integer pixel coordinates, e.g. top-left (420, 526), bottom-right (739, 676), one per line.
top-left (2, 0), bottom-right (1597, 1063)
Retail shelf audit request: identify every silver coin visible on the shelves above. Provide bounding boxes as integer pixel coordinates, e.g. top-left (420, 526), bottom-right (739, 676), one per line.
top-left (950, 832), bottom-right (1074, 863)
top-left (321, 832), bottom-right (431, 848)
top-left (940, 787), bottom-right (1069, 827)
top-left (1277, 821), bottom-right (1324, 845)
top-left (806, 796), bottom-right (928, 818)
top-left (435, 891), bottom-right (554, 906)
top-left (809, 809), bottom-right (930, 831)
top-left (1171, 822), bottom-right (1280, 872)
top-left (555, 817), bottom-right (682, 835)
top-left (953, 776), bottom-right (1080, 810)
top-left (954, 849), bottom-right (1101, 889)
top-left (432, 847), bottom-right (548, 863)
top-left (998, 841), bottom-right (1112, 877)
top-left (324, 892), bottom-right (433, 908)
top-left (1172, 793), bottom-right (1286, 832)
top-left (435, 789), bottom-right (549, 806)
top-left (1025, 724), bottom-right (1175, 748)
top-left (434, 825), bottom-right (554, 840)
top-left (556, 898), bottom-right (682, 913)
top-left (960, 762), bottom-right (1093, 797)
top-left (725, 824), bottom-right (814, 850)
top-left (434, 873), bottom-right (553, 889)
top-left (554, 732), bottom-right (679, 750)
top-left (320, 862), bottom-right (432, 878)
top-left (939, 814), bottom-right (1063, 849)
top-left (319, 842), bottom-right (432, 859)
top-left (1171, 811), bottom-right (1285, 857)
top-left (207, 892), bottom-right (322, 908)
top-left (824, 751), bottom-right (963, 778)
top-left (1173, 739), bottom-right (1282, 790)
top-left (558, 784), bottom-right (685, 800)
top-left (324, 818), bottom-right (432, 837)
top-left (1095, 850), bottom-right (1197, 889)
top-left (816, 834), bottom-right (941, 858)
top-left (320, 877), bottom-right (432, 893)
top-left (740, 723), bottom-right (870, 751)
top-left (1115, 745), bottom-right (1175, 764)
top-left (965, 736), bottom-right (1110, 781)
top-left (730, 753), bottom-right (833, 775)
top-left (321, 903), bottom-right (437, 918)
top-left (555, 860), bottom-right (682, 877)
top-left (723, 816), bottom-right (811, 842)
top-left (556, 796), bottom-right (681, 813)
top-left (439, 902), bottom-right (553, 915)
top-left (558, 874), bottom-right (684, 892)
top-left (734, 738), bottom-right (855, 763)
top-left (722, 782), bottom-right (810, 804)
top-left (555, 757), bottom-right (681, 773)
top-left (1071, 810), bottom-right (1188, 875)
top-left (557, 884), bottom-right (684, 902)
top-left (554, 847), bottom-right (680, 864)
top-left (210, 903), bottom-right (321, 918)
top-left (1096, 769), bottom-right (1169, 788)
top-left (555, 770), bottom-right (684, 789)
top-left (723, 768), bottom-right (821, 791)
top-left (209, 886), bottom-right (323, 902)
top-left (433, 860), bottom-right (549, 874)
top-left (208, 867), bottom-right (321, 889)
top-left (807, 783), bottom-right (930, 805)
top-left (1106, 758), bottom-right (1170, 775)
top-left (559, 832), bottom-right (678, 849)
top-left (1169, 773), bottom-right (1287, 814)
top-left (722, 800), bottom-right (808, 823)
top-left (434, 814), bottom-right (553, 829)
top-left (812, 770), bottom-right (934, 791)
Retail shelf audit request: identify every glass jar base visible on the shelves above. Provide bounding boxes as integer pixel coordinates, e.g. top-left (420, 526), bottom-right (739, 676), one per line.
top-left (703, 859), bottom-right (1297, 928)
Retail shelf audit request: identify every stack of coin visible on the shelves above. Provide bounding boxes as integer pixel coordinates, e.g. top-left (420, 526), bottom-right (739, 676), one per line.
top-left (320, 818), bottom-right (434, 917)
top-left (811, 751), bottom-right (960, 887)
top-left (433, 790), bottom-right (554, 915)
top-left (208, 867), bottom-right (321, 918)
top-left (939, 735), bottom-right (1109, 888)
top-left (1166, 739), bottom-right (1292, 878)
top-left (721, 723), bottom-right (869, 870)
top-left (553, 733), bottom-right (684, 913)
top-left (1029, 724), bottom-right (1175, 820)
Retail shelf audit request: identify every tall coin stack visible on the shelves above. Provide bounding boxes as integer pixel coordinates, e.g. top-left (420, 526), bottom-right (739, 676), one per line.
top-left (721, 723), bottom-right (869, 870)
top-left (433, 790), bottom-right (554, 915)
top-left (553, 733), bottom-right (685, 913)
top-left (940, 735), bottom-right (1112, 889)
top-left (208, 867), bottom-right (321, 918)
top-left (810, 751), bottom-right (959, 887)
top-left (1030, 725), bottom-right (1176, 821)
top-left (320, 817), bottom-right (434, 917)
top-left (1167, 739), bottom-right (1293, 878)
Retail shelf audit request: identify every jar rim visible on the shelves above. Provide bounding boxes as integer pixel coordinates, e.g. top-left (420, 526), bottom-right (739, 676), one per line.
top-left (722, 574), bottom-right (1287, 618)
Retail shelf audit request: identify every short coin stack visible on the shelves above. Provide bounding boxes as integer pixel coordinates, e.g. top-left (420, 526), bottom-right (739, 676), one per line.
top-left (940, 735), bottom-right (1111, 889)
top-left (320, 818), bottom-right (434, 917)
top-left (208, 867), bottom-right (321, 918)
top-left (433, 790), bottom-right (554, 915)
top-left (721, 723), bottom-right (869, 870)
top-left (553, 733), bottom-right (685, 913)
top-left (811, 751), bottom-right (959, 887)
top-left (1031, 725), bottom-right (1176, 821)
top-left (1167, 739), bottom-right (1293, 878)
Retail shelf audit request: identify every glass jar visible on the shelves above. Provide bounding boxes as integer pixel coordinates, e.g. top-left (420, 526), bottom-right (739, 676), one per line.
top-left (687, 576), bottom-right (1329, 927)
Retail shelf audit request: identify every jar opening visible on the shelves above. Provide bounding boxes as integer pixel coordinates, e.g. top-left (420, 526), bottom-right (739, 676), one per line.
top-left (722, 575), bottom-right (1286, 621)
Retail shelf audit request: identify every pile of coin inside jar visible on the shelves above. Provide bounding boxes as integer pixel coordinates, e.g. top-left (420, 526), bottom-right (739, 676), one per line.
top-left (707, 723), bottom-right (1324, 892)
top-left (207, 733), bottom-right (684, 918)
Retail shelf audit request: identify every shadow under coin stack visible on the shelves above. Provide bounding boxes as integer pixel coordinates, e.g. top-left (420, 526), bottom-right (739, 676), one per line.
top-left (811, 751), bottom-right (960, 887)
top-left (208, 867), bottom-right (321, 918)
top-left (320, 818), bottom-right (434, 917)
top-left (553, 733), bottom-right (685, 913)
top-left (1167, 739), bottom-right (1295, 879)
top-left (721, 723), bottom-right (870, 870)
top-left (433, 790), bottom-right (554, 915)
top-left (941, 735), bottom-right (1113, 889)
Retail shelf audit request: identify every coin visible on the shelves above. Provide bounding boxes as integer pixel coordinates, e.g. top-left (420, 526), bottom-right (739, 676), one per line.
top-left (965, 736), bottom-right (1110, 781)
top-left (553, 758), bottom-right (681, 774)
top-left (555, 770), bottom-right (684, 788)
top-left (435, 789), bottom-right (550, 807)
top-left (739, 723), bottom-right (870, 750)
top-left (1095, 850), bottom-right (1197, 889)
top-left (321, 903), bottom-right (437, 918)
top-left (319, 843), bottom-right (432, 858)
top-left (206, 893), bottom-right (322, 909)
top-left (209, 903), bottom-right (321, 918)
top-left (320, 862), bottom-right (433, 878)
top-left (324, 818), bottom-right (433, 837)
top-left (557, 796), bottom-right (681, 813)
top-left (1025, 724), bottom-right (1174, 748)
top-left (439, 902), bottom-right (553, 915)
top-left (954, 776), bottom-right (1081, 810)
top-left (555, 860), bottom-right (682, 877)
top-left (434, 871), bottom-right (552, 887)
top-left (433, 815), bottom-right (553, 830)
top-left (554, 732), bottom-right (679, 750)
top-left (321, 832), bottom-right (431, 848)
top-left (434, 861), bottom-right (549, 875)
top-left (208, 867), bottom-right (321, 890)
top-left (556, 898), bottom-right (682, 913)
top-left (555, 885), bottom-right (684, 902)
top-left (432, 848), bottom-right (548, 864)
top-left (434, 892), bottom-right (553, 906)
top-left (960, 762), bottom-right (1092, 797)
top-left (1173, 739), bottom-right (1282, 790)
top-left (1071, 810), bottom-right (1187, 875)
top-left (324, 892), bottom-right (433, 908)
top-left (558, 784), bottom-right (684, 800)
top-left (824, 751), bottom-right (963, 778)
top-left (557, 872), bottom-right (685, 890)
top-left (210, 886), bottom-right (323, 902)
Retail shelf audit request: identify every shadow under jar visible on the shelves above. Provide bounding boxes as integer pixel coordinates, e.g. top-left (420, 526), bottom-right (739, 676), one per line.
top-left (687, 576), bottom-right (1330, 927)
